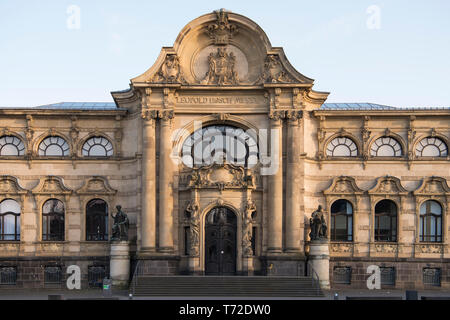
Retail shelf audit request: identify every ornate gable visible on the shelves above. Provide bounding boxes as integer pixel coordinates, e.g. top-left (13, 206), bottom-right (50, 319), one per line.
top-left (323, 176), bottom-right (364, 196)
top-left (76, 176), bottom-right (117, 195)
top-left (127, 10), bottom-right (317, 87)
top-left (32, 176), bottom-right (72, 195)
top-left (413, 176), bottom-right (450, 196)
top-left (0, 176), bottom-right (27, 195)
top-left (368, 176), bottom-right (408, 196)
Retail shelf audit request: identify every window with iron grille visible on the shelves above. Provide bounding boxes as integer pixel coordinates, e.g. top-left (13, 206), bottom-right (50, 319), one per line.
top-left (333, 266), bottom-right (352, 284)
top-left (0, 267), bottom-right (17, 285)
top-left (423, 268), bottom-right (441, 286)
top-left (44, 266), bottom-right (62, 284)
top-left (380, 267), bottom-right (396, 286)
top-left (88, 266), bottom-right (106, 288)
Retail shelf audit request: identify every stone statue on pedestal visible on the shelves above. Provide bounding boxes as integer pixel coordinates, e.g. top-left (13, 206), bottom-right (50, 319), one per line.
top-left (111, 205), bottom-right (129, 241)
top-left (185, 200), bottom-right (200, 256)
top-left (309, 205), bottom-right (327, 240)
top-left (242, 200), bottom-right (256, 256)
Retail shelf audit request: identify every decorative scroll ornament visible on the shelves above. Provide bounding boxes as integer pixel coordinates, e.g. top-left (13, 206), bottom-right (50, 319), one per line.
top-left (187, 162), bottom-right (253, 190)
top-left (201, 47), bottom-right (239, 85)
top-left (206, 9), bottom-right (238, 45)
top-left (185, 200), bottom-right (200, 256)
top-left (258, 55), bottom-right (295, 84)
top-left (150, 55), bottom-right (186, 84)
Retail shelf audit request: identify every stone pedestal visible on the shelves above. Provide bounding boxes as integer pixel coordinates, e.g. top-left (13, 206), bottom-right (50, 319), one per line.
top-left (308, 240), bottom-right (330, 290)
top-left (110, 241), bottom-right (130, 288)
top-left (188, 256), bottom-right (201, 275)
top-left (243, 256), bottom-right (254, 275)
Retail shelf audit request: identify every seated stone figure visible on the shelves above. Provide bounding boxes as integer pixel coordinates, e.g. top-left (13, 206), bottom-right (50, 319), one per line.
top-left (111, 205), bottom-right (129, 241)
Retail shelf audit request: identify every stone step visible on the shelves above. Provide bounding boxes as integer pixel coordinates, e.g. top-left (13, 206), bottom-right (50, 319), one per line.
top-left (131, 276), bottom-right (323, 297)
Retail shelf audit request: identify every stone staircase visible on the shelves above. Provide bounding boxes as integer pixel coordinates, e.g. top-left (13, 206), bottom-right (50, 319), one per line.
top-left (131, 276), bottom-right (324, 297)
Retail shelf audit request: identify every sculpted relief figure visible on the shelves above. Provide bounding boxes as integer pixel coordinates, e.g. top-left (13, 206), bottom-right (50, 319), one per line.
top-left (151, 54), bottom-right (186, 84)
top-left (309, 205), bottom-right (328, 241)
top-left (258, 54), bottom-right (294, 84)
top-left (185, 200), bottom-right (200, 256)
top-left (201, 47), bottom-right (239, 85)
top-left (242, 200), bottom-right (256, 256)
top-left (111, 205), bottom-right (130, 241)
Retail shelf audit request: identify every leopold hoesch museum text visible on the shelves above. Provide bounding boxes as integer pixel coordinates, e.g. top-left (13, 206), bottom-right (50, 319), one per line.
top-left (0, 10), bottom-right (449, 290)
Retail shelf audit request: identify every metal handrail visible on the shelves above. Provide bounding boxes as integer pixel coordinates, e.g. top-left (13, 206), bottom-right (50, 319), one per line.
top-left (306, 260), bottom-right (321, 294)
top-left (129, 259), bottom-right (142, 295)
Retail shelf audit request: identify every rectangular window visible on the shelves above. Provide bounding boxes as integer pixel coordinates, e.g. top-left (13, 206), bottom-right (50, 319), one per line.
top-left (88, 266), bottom-right (106, 288)
top-left (333, 266), bottom-right (352, 284)
top-left (423, 268), bottom-right (441, 286)
top-left (44, 266), bottom-right (62, 285)
top-left (380, 267), bottom-right (396, 286)
top-left (0, 267), bottom-right (17, 285)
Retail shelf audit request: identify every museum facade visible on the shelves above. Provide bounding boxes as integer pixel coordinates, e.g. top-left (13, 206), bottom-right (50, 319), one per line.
top-left (0, 10), bottom-right (449, 290)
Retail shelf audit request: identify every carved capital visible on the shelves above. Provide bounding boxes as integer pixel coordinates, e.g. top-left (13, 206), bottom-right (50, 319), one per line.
top-left (286, 110), bottom-right (303, 124)
top-left (268, 110), bottom-right (285, 122)
top-left (142, 109), bottom-right (158, 123)
top-left (159, 109), bottom-right (174, 122)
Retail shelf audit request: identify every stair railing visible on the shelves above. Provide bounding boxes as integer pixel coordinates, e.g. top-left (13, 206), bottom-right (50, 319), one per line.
top-left (130, 259), bottom-right (142, 296)
top-left (306, 260), bottom-right (321, 295)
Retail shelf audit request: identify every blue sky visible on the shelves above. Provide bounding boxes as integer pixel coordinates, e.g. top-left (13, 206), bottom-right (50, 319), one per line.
top-left (0, 0), bottom-right (449, 107)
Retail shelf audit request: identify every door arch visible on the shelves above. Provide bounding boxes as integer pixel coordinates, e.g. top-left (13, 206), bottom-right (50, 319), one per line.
top-left (204, 207), bottom-right (237, 275)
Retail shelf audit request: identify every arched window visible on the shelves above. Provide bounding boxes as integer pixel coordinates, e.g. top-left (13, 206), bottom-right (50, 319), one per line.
top-left (330, 200), bottom-right (353, 241)
top-left (82, 137), bottom-right (113, 157)
top-left (86, 199), bottom-right (108, 241)
top-left (38, 136), bottom-right (70, 156)
top-left (370, 136), bottom-right (402, 157)
top-left (42, 199), bottom-right (65, 241)
top-left (375, 200), bottom-right (397, 242)
top-left (326, 137), bottom-right (358, 157)
top-left (0, 199), bottom-right (20, 241)
top-left (420, 200), bottom-right (442, 242)
top-left (0, 136), bottom-right (25, 156)
top-left (415, 137), bottom-right (448, 157)
top-left (181, 125), bottom-right (258, 168)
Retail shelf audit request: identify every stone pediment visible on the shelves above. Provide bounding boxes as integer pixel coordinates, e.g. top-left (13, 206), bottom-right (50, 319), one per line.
top-left (368, 176), bottom-right (408, 195)
top-left (187, 162), bottom-right (254, 190)
top-left (32, 176), bottom-right (72, 195)
top-left (323, 176), bottom-right (364, 195)
top-left (76, 176), bottom-right (117, 195)
top-left (129, 9), bottom-right (315, 87)
top-left (0, 176), bottom-right (27, 195)
top-left (413, 176), bottom-right (450, 196)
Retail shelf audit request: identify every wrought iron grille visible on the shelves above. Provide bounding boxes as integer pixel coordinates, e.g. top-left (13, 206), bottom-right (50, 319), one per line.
top-left (423, 268), bottom-right (441, 286)
top-left (333, 266), bottom-right (352, 284)
top-left (44, 266), bottom-right (62, 284)
top-left (88, 266), bottom-right (106, 288)
top-left (380, 267), bottom-right (396, 286)
top-left (0, 267), bottom-right (17, 285)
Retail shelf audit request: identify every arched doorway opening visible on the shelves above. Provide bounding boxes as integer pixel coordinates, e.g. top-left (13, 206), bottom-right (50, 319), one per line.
top-left (205, 207), bottom-right (237, 275)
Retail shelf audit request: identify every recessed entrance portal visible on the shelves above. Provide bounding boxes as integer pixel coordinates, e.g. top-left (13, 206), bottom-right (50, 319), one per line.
top-left (205, 207), bottom-right (237, 275)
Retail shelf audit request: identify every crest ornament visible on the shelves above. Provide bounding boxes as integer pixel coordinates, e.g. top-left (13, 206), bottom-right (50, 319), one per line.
top-left (258, 55), bottom-right (294, 84)
top-left (206, 9), bottom-right (238, 45)
top-left (201, 47), bottom-right (239, 85)
top-left (150, 55), bottom-right (186, 84)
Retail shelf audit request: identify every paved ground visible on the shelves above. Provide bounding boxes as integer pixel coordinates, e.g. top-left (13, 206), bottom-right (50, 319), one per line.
top-left (0, 288), bottom-right (449, 300)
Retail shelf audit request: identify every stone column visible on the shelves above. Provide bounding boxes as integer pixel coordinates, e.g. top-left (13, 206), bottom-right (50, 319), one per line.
top-left (158, 110), bottom-right (174, 252)
top-left (267, 111), bottom-right (284, 253)
top-left (285, 111), bottom-right (302, 252)
top-left (141, 109), bottom-right (158, 252)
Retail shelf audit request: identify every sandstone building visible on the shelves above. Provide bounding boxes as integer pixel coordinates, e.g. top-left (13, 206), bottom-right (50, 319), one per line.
top-left (0, 10), bottom-right (449, 290)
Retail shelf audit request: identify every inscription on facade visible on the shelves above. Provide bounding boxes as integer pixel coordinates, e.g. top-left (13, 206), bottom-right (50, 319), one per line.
top-left (175, 96), bottom-right (261, 105)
